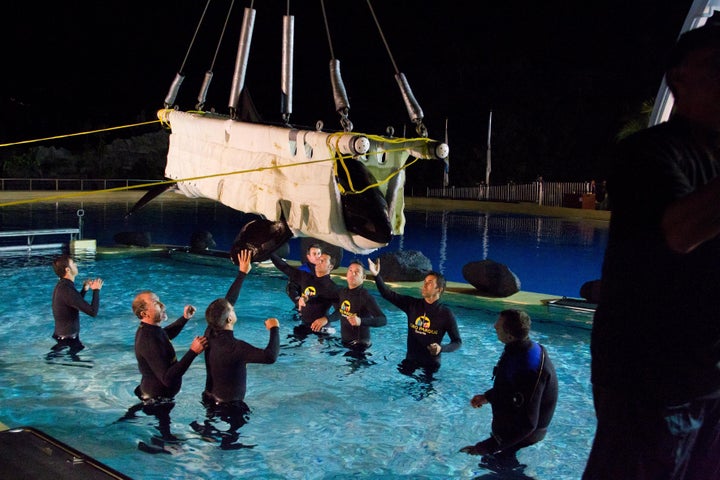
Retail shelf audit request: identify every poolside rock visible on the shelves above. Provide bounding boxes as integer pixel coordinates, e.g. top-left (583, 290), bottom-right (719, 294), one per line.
top-left (462, 260), bottom-right (520, 297)
top-left (190, 230), bottom-right (217, 252)
top-left (580, 279), bottom-right (602, 303)
top-left (376, 250), bottom-right (432, 281)
top-left (113, 231), bottom-right (152, 248)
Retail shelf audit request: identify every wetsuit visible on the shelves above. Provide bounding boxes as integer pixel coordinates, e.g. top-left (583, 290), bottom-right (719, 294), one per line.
top-left (203, 271), bottom-right (280, 404)
top-left (327, 285), bottom-right (386, 351)
top-left (374, 274), bottom-right (461, 371)
top-left (270, 253), bottom-right (338, 327)
top-left (286, 261), bottom-right (315, 304)
top-left (474, 339), bottom-right (558, 460)
top-left (134, 315), bottom-right (198, 399)
top-left (51, 278), bottom-right (100, 351)
top-left (204, 329), bottom-right (279, 404)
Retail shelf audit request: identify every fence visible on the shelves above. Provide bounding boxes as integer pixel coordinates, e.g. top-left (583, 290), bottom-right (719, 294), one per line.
top-left (0, 178), bottom-right (162, 191)
top-left (0, 178), bottom-right (603, 210)
top-left (425, 181), bottom-right (603, 209)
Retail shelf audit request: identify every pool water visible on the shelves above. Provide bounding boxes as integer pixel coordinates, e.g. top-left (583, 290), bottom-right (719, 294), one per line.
top-left (0, 197), bottom-right (608, 297)
top-left (0, 252), bottom-right (595, 479)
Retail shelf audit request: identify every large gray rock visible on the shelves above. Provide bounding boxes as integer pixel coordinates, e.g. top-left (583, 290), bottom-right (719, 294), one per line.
top-left (190, 230), bottom-right (216, 252)
top-left (377, 250), bottom-right (433, 281)
top-left (113, 231), bottom-right (152, 248)
top-left (462, 260), bottom-right (521, 297)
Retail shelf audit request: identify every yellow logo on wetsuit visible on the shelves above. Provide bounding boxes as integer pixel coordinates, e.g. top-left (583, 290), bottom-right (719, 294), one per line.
top-left (340, 300), bottom-right (353, 318)
top-left (303, 286), bottom-right (317, 298)
top-left (411, 315), bottom-right (439, 335)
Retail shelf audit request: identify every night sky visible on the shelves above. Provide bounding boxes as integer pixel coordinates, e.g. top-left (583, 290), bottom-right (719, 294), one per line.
top-left (1, 0), bottom-right (697, 184)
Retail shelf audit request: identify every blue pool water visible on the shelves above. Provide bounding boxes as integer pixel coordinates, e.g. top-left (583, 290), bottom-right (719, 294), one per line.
top-left (0, 253), bottom-right (595, 479)
top-left (0, 196), bottom-right (601, 479)
top-left (0, 196), bottom-right (608, 297)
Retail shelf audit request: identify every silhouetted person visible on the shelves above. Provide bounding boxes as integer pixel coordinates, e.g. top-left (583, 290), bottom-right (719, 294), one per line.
top-left (584, 24), bottom-right (720, 479)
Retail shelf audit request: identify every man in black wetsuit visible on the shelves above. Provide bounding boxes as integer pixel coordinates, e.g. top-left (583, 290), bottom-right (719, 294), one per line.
top-left (194, 250), bottom-right (280, 449)
top-left (50, 254), bottom-right (104, 354)
top-left (367, 258), bottom-right (461, 375)
top-left (270, 251), bottom-right (339, 336)
top-left (130, 290), bottom-right (207, 442)
top-left (286, 243), bottom-right (323, 306)
top-left (460, 309), bottom-right (558, 471)
top-left (312, 260), bottom-right (386, 354)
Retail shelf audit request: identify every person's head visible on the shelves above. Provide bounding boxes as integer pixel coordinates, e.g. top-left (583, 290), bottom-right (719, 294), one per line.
top-left (132, 290), bottom-right (167, 325)
top-left (205, 298), bottom-right (236, 331)
top-left (665, 24), bottom-right (720, 125)
top-left (421, 271), bottom-right (446, 302)
top-left (495, 309), bottom-right (531, 344)
top-left (346, 261), bottom-right (366, 289)
top-left (53, 255), bottom-right (78, 279)
top-left (314, 253), bottom-right (334, 277)
top-left (305, 244), bottom-right (323, 265)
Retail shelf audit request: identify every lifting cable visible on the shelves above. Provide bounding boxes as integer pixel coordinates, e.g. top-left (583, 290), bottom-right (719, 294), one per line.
top-left (165, 0), bottom-right (213, 108)
top-left (320, 0), bottom-right (353, 132)
top-left (365, 0), bottom-right (427, 137)
top-left (197, 0), bottom-right (236, 110)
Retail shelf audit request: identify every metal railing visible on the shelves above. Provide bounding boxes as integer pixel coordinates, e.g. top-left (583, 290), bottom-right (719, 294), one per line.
top-left (426, 181), bottom-right (605, 209)
top-left (0, 178), bottom-right (163, 191)
top-left (0, 177), bottom-right (605, 210)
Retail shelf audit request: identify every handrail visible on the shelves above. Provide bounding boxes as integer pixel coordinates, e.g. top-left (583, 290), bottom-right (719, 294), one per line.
top-left (0, 178), bottom-right (163, 191)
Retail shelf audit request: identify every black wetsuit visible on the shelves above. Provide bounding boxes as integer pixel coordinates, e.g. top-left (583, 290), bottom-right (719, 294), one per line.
top-left (51, 278), bottom-right (100, 351)
top-left (134, 316), bottom-right (198, 399)
top-left (327, 285), bottom-right (386, 351)
top-left (203, 271), bottom-right (280, 404)
top-left (270, 253), bottom-right (338, 326)
top-left (478, 339), bottom-right (558, 459)
top-left (286, 261), bottom-right (315, 304)
top-left (374, 274), bottom-right (461, 371)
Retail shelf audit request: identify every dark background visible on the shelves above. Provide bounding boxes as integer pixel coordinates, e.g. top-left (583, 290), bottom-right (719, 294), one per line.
top-left (0, 0), bottom-right (697, 186)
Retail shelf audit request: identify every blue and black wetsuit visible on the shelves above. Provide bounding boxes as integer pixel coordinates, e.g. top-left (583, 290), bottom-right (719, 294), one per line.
top-left (478, 339), bottom-right (558, 459)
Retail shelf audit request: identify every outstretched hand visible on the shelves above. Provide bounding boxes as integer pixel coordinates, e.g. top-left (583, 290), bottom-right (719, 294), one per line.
top-left (367, 258), bottom-right (380, 276)
top-left (237, 249), bottom-right (252, 274)
top-left (190, 335), bottom-right (208, 354)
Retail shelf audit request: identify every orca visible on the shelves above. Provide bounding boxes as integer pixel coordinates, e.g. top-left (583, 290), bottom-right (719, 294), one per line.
top-left (230, 217), bottom-right (293, 263)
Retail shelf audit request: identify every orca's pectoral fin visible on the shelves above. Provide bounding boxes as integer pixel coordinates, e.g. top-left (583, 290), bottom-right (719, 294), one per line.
top-left (126, 183), bottom-right (172, 218)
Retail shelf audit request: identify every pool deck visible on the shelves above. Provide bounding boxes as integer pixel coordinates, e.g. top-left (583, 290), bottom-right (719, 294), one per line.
top-left (1, 190), bottom-right (606, 321)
